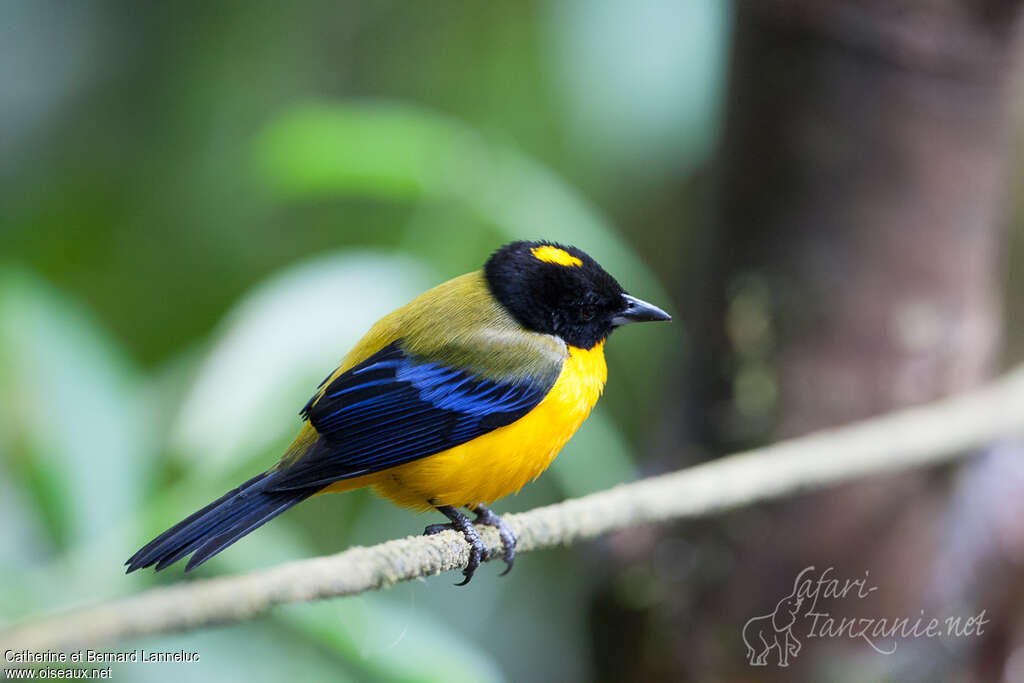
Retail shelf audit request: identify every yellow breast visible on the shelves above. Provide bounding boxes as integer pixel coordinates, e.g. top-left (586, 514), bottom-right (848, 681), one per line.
top-left (337, 341), bottom-right (608, 510)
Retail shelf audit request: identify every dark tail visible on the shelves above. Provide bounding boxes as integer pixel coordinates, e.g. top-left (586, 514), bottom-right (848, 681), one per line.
top-left (125, 471), bottom-right (317, 573)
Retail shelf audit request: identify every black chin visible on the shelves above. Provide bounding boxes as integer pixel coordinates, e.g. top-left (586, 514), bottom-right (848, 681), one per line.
top-left (554, 321), bottom-right (612, 350)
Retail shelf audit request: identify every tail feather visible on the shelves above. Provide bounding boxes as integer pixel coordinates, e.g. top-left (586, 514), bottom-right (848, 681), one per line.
top-left (125, 471), bottom-right (317, 573)
top-left (183, 497), bottom-right (308, 572)
top-left (149, 498), bottom-right (268, 572)
top-left (128, 472), bottom-right (268, 571)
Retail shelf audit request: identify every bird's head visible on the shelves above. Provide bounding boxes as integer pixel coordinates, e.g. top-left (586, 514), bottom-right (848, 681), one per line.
top-left (484, 240), bottom-right (671, 349)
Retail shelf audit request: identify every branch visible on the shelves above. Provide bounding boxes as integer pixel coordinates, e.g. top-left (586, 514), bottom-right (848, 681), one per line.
top-left (5, 366), bottom-right (1024, 652)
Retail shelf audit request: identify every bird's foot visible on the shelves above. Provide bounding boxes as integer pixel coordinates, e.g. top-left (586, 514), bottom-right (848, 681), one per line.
top-left (424, 505), bottom-right (486, 585)
top-left (423, 504), bottom-right (517, 584)
top-left (470, 504), bottom-right (517, 576)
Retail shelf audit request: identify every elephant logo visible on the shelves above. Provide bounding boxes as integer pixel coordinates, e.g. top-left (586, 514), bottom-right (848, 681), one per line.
top-left (742, 567), bottom-right (811, 667)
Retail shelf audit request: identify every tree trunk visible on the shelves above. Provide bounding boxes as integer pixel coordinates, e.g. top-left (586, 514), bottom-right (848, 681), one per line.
top-left (596, 2), bottom-right (1024, 680)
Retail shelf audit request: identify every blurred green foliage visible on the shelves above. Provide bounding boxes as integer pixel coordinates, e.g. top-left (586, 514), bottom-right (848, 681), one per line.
top-left (0, 1), bottom-right (729, 681)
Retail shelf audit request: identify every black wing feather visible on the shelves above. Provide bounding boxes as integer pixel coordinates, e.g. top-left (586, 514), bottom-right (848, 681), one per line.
top-left (268, 342), bottom-right (557, 491)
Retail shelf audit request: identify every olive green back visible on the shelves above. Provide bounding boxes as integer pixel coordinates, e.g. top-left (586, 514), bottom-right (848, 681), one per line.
top-left (333, 270), bottom-right (566, 385)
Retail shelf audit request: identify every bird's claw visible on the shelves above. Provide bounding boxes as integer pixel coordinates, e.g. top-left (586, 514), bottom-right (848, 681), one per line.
top-left (472, 504), bottom-right (517, 575)
top-left (454, 533), bottom-right (484, 586)
top-left (424, 505), bottom-right (486, 585)
top-left (423, 504), bottom-right (517, 584)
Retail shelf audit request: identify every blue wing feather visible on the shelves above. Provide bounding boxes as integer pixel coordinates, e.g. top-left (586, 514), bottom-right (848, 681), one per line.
top-left (269, 342), bottom-right (558, 491)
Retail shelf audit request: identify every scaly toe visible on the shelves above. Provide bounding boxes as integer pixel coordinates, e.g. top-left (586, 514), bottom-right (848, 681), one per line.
top-left (456, 540), bottom-right (484, 586)
top-left (428, 505), bottom-right (487, 585)
top-left (472, 504), bottom-right (518, 578)
top-left (497, 541), bottom-right (516, 576)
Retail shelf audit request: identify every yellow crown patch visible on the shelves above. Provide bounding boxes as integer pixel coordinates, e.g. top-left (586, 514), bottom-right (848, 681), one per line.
top-left (531, 245), bottom-right (582, 267)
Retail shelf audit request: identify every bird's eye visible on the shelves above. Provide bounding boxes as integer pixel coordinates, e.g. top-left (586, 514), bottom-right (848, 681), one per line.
top-left (580, 305), bottom-right (596, 321)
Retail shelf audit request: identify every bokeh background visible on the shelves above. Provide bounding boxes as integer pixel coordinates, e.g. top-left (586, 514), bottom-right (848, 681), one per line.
top-left (2, 1), bottom-right (1023, 681)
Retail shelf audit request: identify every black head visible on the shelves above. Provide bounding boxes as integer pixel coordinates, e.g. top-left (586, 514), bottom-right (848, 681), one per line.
top-left (483, 240), bottom-right (671, 349)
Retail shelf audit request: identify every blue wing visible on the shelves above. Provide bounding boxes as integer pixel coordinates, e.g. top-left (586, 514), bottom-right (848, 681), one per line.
top-left (267, 341), bottom-right (558, 491)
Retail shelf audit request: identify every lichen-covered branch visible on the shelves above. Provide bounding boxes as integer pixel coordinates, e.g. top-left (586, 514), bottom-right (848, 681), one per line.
top-left (5, 366), bottom-right (1024, 652)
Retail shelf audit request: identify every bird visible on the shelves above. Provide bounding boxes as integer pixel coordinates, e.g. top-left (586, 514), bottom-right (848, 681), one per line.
top-left (125, 240), bottom-right (671, 584)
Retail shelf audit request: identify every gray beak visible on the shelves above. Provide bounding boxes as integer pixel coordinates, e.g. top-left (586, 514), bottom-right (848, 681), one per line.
top-left (611, 294), bottom-right (672, 326)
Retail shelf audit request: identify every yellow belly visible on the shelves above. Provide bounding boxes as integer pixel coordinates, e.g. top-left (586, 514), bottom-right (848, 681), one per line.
top-left (322, 342), bottom-right (607, 510)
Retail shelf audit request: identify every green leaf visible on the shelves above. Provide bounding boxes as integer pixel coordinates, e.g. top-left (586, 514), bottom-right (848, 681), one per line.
top-left (253, 101), bottom-right (669, 308)
top-left (281, 596), bottom-right (505, 683)
top-left (0, 268), bottom-right (155, 619)
top-left (255, 103), bottom-right (463, 200)
top-left (0, 268), bottom-right (147, 557)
